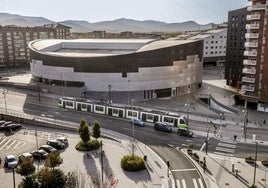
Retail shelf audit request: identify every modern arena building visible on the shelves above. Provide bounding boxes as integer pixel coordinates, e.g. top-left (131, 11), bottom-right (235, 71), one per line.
top-left (29, 38), bottom-right (203, 103)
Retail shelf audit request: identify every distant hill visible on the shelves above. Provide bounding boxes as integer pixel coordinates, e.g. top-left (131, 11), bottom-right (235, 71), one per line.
top-left (0, 13), bottom-right (213, 33)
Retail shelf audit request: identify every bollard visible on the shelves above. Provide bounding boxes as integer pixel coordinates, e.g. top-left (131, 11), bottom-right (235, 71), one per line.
top-left (232, 162), bottom-right (234, 173)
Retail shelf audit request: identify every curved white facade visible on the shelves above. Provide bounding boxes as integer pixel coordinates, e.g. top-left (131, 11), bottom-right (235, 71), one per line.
top-left (29, 39), bottom-right (203, 101)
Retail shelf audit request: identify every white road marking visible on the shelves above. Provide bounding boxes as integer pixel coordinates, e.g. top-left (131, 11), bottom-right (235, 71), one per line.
top-left (218, 143), bottom-right (236, 148)
top-left (0, 137), bottom-right (7, 145)
top-left (176, 180), bottom-right (181, 188)
top-left (216, 147), bottom-right (235, 153)
top-left (198, 178), bottom-right (204, 188)
top-left (193, 179), bottom-right (198, 188)
top-left (6, 140), bottom-right (16, 149)
top-left (182, 179), bottom-right (186, 188)
top-left (214, 151), bottom-right (234, 157)
top-left (171, 168), bottom-right (196, 172)
top-left (220, 139), bottom-right (236, 144)
top-left (0, 139), bottom-right (11, 150)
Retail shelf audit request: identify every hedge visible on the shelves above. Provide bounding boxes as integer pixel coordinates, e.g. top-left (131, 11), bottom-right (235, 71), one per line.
top-left (121, 155), bottom-right (146, 172)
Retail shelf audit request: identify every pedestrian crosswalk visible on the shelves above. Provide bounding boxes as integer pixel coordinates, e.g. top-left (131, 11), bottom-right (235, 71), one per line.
top-left (176, 178), bottom-right (204, 188)
top-left (0, 137), bottom-right (26, 150)
top-left (214, 139), bottom-right (236, 156)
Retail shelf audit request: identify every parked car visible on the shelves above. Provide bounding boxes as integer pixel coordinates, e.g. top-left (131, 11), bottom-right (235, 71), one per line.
top-left (39, 145), bottom-right (57, 153)
top-left (47, 140), bottom-right (66, 149)
top-left (56, 136), bottom-right (69, 146)
top-left (30, 149), bottom-right (48, 160)
top-left (0, 120), bottom-right (6, 126)
top-left (177, 128), bottom-right (193, 137)
top-left (5, 124), bottom-right (22, 132)
top-left (154, 122), bottom-right (172, 133)
top-left (0, 121), bottom-right (12, 131)
top-left (130, 118), bottom-right (145, 127)
top-left (18, 152), bottom-right (33, 163)
top-left (4, 155), bottom-right (18, 168)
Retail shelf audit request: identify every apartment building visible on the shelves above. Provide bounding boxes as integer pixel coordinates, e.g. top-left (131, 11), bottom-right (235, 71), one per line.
top-left (0, 23), bottom-right (70, 68)
top-left (242, 0), bottom-right (268, 111)
top-left (225, 7), bottom-right (249, 87)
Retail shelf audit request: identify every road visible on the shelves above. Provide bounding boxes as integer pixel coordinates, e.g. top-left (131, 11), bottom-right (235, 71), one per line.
top-left (1, 89), bottom-right (268, 187)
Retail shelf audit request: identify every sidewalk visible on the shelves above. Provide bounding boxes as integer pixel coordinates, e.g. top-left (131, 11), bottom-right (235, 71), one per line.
top-left (181, 149), bottom-right (268, 188)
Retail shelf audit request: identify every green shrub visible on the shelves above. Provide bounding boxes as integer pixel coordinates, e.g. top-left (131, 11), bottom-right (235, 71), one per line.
top-left (187, 143), bottom-right (194, 149)
top-left (121, 155), bottom-right (146, 171)
top-left (75, 139), bottom-right (101, 151)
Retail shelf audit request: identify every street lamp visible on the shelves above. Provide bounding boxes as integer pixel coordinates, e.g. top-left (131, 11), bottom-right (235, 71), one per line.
top-left (131, 99), bottom-right (135, 157)
top-left (37, 77), bottom-right (41, 102)
top-left (243, 100), bottom-right (248, 142)
top-left (127, 79), bottom-right (130, 106)
top-left (12, 166), bottom-right (16, 188)
top-left (2, 89), bottom-right (7, 114)
top-left (207, 86), bottom-right (210, 122)
top-left (108, 84), bottom-right (112, 104)
top-left (253, 142), bottom-right (258, 187)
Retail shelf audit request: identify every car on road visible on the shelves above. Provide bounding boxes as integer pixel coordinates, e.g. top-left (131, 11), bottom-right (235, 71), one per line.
top-left (154, 122), bottom-right (172, 133)
top-left (4, 155), bottom-right (18, 168)
top-left (18, 152), bottom-right (33, 163)
top-left (56, 136), bottom-right (69, 146)
top-left (39, 145), bottom-right (57, 153)
top-left (30, 149), bottom-right (48, 160)
top-left (5, 124), bottom-right (22, 132)
top-left (47, 139), bottom-right (66, 149)
top-left (177, 128), bottom-right (193, 137)
top-left (130, 118), bottom-right (145, 127)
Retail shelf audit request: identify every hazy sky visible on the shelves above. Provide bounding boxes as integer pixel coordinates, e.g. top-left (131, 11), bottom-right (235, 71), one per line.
top-left (1, 0), bottom-right (249, 24)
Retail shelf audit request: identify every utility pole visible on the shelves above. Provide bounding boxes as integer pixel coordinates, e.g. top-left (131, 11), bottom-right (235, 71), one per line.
top-left (244, 100), bottom-right (248, 142)
top-left (100, 140), bottom-right (103, 185)
top-left (253, 142), bottom-right (258, 187)
top-left (37, 77), bottom-right (40, 102)
top-left (131, 99), bottom-right (135, 157)
top-left (108, 84), bottom-right (112, 104)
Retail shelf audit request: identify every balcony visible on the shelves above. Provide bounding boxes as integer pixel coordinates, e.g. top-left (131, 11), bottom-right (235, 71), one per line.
top-left (245, 41), bottom-right (258, 47)
top-left (241, 85), bottom-right (255, 92)
top-left (242, 76), bottom-right (255, 83)
top-left (245, 33), bottom-right (259, 39)
top-left (246, 24), bottom-right (260, 30)
top-left (243, 59), bottom-right (257, 66)
top-left (244, 50), bottom-right (257, 56)
top-left (242, 68), bottom-right (256, 74)
top-left (247, 14), bottom-right (261, 20)
top-left (247, 4), bottom-right (266, 11)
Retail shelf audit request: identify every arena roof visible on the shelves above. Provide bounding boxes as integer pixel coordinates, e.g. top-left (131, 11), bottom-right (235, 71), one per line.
top-left (29, 38), bottom-right (201, 57)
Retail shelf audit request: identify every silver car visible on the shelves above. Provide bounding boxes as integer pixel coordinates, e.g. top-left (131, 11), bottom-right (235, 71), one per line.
top-left (5, 155), bottom-right (18, 168)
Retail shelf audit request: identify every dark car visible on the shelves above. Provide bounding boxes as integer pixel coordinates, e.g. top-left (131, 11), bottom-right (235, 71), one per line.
top-left (30, 149), bottom-right (48, 160)
top-left (154, 122), bottom-right (172, 133)
top-left (0, 121), bottom-right (12, 131)
top-left (129, 118), bottom-right (145, 127)
top-left (47, 140), bottom-right (66, 150)
top-left (0, 120), bottom-right (6, 126)
top-left (39, 145), bottom-right (57, 153)
top-left (177, 128), bottom-right (193, 137)
top-left (5, 124), bottom-right (22, 132)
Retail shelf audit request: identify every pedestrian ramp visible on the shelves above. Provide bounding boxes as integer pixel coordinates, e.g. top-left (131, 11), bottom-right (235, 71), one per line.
top-left (0, 137), bottom-right (26, 150)
top-left (175, 178), bottom-right (204, 188)
top-left (214, 139), bottom-right (236, 157)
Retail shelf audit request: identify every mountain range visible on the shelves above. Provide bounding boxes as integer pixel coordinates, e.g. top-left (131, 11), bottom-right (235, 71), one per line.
top-left (0, 13), bottom-right (213, 33)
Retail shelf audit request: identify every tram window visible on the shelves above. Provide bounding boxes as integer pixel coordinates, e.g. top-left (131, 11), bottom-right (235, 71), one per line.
top-left (96, 106), bottom-right (104, 112)
top-left (133, 112), bottom-right (137, 117)
top-left (180, 119), bottom-right (185, 124)
top-left (81, 104), bottom-right (86, 109)
top-left (147, 114), bottom-right (153, 121)
top-left (128, 111), bottom-right (137, 118)
top-left (113, 109), bottom-right (119, 115)
top-left (66, 101), bottom-right (73, 107)
top-left (164, 117), bottom-right (173, 123)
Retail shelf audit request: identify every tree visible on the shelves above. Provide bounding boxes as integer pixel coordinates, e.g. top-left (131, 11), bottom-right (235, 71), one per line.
top-left (38, 168), bottom-right (66, 188)
top-left (78, 118), bottom-right (90, 143)
top-left (16, 158), bottom-right (36, 177)
top-left (45, 151), bottom-right (63, 171)
top-left (16, 158), bottom-right (38, 188)
top-left (93, 120), bottom-right (101, 138)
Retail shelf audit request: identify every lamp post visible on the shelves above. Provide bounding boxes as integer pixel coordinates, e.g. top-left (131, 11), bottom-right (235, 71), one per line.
top-left (108, 84), bottom-right (112, 104)
top-left (131, 99), bottom-right (135, 157)
top-left (127, 79), bottom-right (130, 106)
top-left (243, 100), bottom-right (248, 142)
top-left (253, 142), bottom-right (258, 187)
top-left (37, 77), bottom-right (40, 102)
top-left (100, 140), bottom-right (104, 185)
top-left (12, 167), bottom-right (16, 188)
top-left (3, 89), bottom-right (7, 114)
top-left (207, 87), bottom-right (210, 122)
